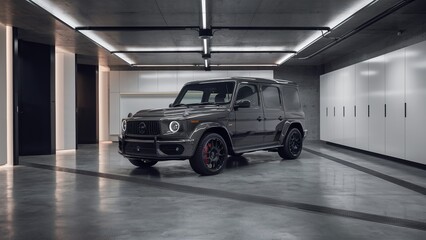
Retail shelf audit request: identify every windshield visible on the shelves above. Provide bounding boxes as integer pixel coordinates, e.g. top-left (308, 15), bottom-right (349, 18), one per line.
top-left (173, 81), bottom-right (235, 106)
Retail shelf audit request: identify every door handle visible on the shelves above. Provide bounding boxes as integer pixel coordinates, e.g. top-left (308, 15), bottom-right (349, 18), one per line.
top-left (278, 116), bottom-right (283, 121)
top-left (257, 116), bottom-right (263, 121)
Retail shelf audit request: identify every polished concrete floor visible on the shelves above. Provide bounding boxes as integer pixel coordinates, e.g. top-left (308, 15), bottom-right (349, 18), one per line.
top-left (1, 141), bottom-right (425, 239)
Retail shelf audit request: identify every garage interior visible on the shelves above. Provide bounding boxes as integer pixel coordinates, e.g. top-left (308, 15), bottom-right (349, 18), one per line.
top-left (0, 0), bottom-right (426, 239)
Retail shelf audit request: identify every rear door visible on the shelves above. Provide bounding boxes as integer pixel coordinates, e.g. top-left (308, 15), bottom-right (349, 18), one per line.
top-left (261, 84), bottom-right (285, 144)
top-left (232, 83), bottom-right (264, 150)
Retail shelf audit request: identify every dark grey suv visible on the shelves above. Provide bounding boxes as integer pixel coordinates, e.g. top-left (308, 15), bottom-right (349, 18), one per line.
top-left (119, 77), bottom-right (307, 175)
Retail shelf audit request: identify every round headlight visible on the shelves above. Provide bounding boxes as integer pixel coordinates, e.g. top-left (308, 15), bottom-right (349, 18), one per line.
top-left (122, 120), bottom-right (127, 132)
top-left (169, 121), bottom-right (180, 133)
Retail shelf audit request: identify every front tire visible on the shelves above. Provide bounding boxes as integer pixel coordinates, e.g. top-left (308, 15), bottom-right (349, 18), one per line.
top-left (278, 128), bottom-right (303, 159)
top-left (128, 159), bottom-right (158, 168)
top-left (190, 133), bottom-right (228, 175)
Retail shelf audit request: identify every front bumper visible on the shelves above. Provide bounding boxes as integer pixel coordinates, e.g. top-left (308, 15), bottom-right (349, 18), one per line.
top-left (303, 129), bottom-right (308, 140)
top-left (119, 136), bottom-right (196, 160)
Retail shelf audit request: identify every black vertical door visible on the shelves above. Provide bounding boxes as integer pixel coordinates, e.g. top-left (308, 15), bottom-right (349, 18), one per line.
top-left (17, 40), bottom-right (55, 156)
top-left (76, 64), bottom-right (98, 144)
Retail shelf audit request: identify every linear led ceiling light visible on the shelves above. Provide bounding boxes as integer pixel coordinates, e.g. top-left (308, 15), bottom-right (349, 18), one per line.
top-left (132, 64), bottom-right (197, 67)
top-left (276, 0), bottom-right (379, 65)
top-left (201, 0), bottom-right (207, 29)
top-left (27, 0), bottom-right (135, 65)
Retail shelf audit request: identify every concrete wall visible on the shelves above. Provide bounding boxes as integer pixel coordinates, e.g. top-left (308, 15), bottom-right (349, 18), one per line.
top-left (274, 66), bottom-right (322, 140)
top-left (0, 24), bottom-right (6, 165)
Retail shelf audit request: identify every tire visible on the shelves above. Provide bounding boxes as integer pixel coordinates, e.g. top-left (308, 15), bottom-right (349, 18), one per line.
top-left (189, 133), bottom-right (229, 175)
top-left (128, 158), bottom-right (158, 168)
top-left (278, 128), bottom-right (303, 159)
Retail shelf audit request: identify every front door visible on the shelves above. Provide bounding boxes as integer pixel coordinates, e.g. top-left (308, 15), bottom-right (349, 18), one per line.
top-left (232, 83), bottom-right (264, 150)
top-left (261, 85), bottom-right (285, 144)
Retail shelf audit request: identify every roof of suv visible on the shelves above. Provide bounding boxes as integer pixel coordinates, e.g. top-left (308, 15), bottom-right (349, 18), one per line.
top-left (187, 77), bottom-right (297, 86)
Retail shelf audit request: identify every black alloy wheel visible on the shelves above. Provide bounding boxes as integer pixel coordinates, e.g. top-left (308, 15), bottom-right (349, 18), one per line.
top-left (190, 133), bottom-right (228, 175)
top-left (278, 128), bottom-right (303, 159)
top-left (128, 158), bottom-right (158, 168)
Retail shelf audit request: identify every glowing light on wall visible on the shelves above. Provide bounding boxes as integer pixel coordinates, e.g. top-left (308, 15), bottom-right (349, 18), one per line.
top-left (6, 26), bottom-right (13, 166)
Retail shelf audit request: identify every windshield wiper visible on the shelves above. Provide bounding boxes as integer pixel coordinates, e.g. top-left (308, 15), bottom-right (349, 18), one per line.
top-left (172, 103), bottom-right (188, 107)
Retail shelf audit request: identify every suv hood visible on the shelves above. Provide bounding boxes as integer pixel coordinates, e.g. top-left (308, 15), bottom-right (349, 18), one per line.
top-left (132, 105), bottom-right (229, 118)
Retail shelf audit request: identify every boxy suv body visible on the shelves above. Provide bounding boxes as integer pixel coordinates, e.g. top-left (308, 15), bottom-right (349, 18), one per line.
top-left (119, 77), bottom-right (307, 175)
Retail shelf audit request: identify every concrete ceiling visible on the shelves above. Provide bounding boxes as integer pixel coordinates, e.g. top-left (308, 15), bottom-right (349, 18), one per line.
top-left (0, 0), bottom-right (425, 69)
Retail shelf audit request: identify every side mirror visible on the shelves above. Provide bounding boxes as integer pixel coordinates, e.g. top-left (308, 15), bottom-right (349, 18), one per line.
top-left (127, 112), bottom-right (133, 118)
top-left (234, 99), bottom-right (251, 110)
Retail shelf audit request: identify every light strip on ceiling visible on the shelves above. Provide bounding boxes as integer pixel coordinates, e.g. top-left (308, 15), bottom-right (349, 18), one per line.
top-left (27, 0), bottom-right (134, 65)
top-left (204, 59), bottom-right (209, 68)
top-left (211, 64), bottom-right (277, 67)
top-left (125, 47), bottom-right (202, 52)
top-left (201, 0), bottom-right (207, 29)
top-left (276, 0), bottom-right (378, 65)
top-left (132, 64), bottom-right (197, 67)
top-left (203, 39), bottom-right (208, 54)
top-left (211, 46), bottom-right (290, 52)
top-left (113, 53), bottom-right (136, 65)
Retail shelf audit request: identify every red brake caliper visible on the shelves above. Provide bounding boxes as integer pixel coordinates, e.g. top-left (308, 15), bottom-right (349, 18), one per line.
top-left (203, 143), bottom-right (212, 165)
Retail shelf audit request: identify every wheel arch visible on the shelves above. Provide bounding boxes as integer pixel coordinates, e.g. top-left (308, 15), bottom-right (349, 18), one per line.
top-left (279, 120), bottom-right (305, 144)
top-left (190, 123), bottom-right (235, 155)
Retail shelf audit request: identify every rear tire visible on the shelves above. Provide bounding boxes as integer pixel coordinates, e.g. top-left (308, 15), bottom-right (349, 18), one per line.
top-left (278, 128), bottom-right (303, 159)
top-left (190, 133), bottom-right (228, 175)
top-left (128, 159), bottom-right (158, 168)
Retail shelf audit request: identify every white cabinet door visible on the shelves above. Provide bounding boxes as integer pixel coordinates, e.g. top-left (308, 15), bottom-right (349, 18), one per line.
top-left (405, 41), bottom-right (426, 165)
top-left (385, 49), bottom-right (406, 159)
top-left (334, 69), bottom-right (345, 144)
top-left (342, 66), bottom-right (356, 147)
top-left (326, 73), bottom-right (336, 142)
top-left (355, 61), bottom-right (369, 151)
top-left (320, 74), bottom-right (327, 141)
top-left (119, 71), bottom-right (139, 93)
top-left (368, 56), bottom-right (386, 154)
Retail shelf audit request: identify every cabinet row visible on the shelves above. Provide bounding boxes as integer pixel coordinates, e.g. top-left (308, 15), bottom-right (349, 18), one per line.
top-left (320, 41), bottom-right (426, 165)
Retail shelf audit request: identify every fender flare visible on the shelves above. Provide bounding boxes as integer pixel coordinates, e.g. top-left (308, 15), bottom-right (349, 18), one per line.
top-left (189, 122), bottom-right (235, 154)
top-left (279, 120), bottom-right (304, 144)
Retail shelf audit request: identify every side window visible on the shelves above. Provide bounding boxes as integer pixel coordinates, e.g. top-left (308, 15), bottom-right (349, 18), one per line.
top-left (282, 87), bottom-right (301, 112)
top-left (261, 86), bottom-right (281, 109)
top-left (236, 84), bottom-right (259, 108)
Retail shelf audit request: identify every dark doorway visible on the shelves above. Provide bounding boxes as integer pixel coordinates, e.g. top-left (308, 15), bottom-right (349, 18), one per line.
top-left (76, 64), bottom-right (98, 144)
top-left (15, 40), bottom-right (55, 156)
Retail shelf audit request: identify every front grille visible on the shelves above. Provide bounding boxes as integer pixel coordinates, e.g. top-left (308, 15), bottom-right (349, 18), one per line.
top-left (127, 121), bottom-right (161, 135)
top-left (124, 142), bottom-right (156, 156)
